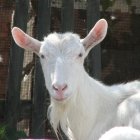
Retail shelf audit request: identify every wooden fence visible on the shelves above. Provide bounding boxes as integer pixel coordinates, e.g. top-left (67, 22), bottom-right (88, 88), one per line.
top-left (0, 0), bottom-right (101, 138)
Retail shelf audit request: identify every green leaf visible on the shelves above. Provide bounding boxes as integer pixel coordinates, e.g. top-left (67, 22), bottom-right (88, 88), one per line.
top-left (16, 130), bottom-right (27, 139)
top-left (0, 124), bottom-right (27, 140)
top-left (125, 0), bottom-right (132, 5)
top-left (100, 0), bottom-right (116, 11)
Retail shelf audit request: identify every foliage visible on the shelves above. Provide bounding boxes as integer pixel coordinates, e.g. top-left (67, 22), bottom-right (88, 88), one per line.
top-left (100, 0), bottom-right (132, 11)
top-left (125, 0), bottom-right (132, 5)
top-left (100, 0), bottom-right (116, 11)
top-left (0, 124), bottom-right (27, 140)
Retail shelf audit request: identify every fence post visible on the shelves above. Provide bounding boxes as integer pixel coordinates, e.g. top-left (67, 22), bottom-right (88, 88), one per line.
top-left (30, 0), bottom-right (51, 138)
top-left (5, 0), bottom-right (29, 130)
top-left (86, 0), bottom-right (101, 79)
top-left (61, 0), bottom-right (74, 32)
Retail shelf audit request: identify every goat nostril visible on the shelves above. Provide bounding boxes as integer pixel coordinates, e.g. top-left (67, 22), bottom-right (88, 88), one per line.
top-left (52, 85), bottom-right (58, 91)
top-left (62, 84), bottom-right (67, 91)
top-left (52, 84), bottom-right (68, 92)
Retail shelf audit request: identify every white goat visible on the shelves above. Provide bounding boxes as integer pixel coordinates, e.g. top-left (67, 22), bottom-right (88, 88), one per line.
top-left (99, 127), bottom-right (140, 140)
top-left (12, 19), bottom-right (140, 140)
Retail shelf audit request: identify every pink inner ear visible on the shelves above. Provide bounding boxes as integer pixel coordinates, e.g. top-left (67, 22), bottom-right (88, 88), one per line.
top-left (12, 27), bottom-right (27, 48)
top-left (12, 27), bottom-right (41, 53)
top-left (93, 19), bottom-right (107, 41)
top-left (82, 19), bottom-right (107, 50)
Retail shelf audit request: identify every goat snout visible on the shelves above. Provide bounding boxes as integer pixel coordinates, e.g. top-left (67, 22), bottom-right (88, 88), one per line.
top-left (52, 83), bottom-right (68, 94)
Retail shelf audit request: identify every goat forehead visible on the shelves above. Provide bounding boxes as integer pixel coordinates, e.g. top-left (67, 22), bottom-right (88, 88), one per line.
top-left (41, 32), bottom-right (83, 54)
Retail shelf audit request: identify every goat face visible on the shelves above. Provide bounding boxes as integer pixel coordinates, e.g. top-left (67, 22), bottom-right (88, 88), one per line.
top-left (39, 33), bottom-right (86, 101)
top-left (11, 19), bottom-right (108, 102)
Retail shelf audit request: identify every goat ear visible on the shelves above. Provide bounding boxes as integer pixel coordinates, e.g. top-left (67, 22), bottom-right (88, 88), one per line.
top-left (82, 19), bottom-right (108, 52)
top-left (12, 27), bottom-right (41, 54)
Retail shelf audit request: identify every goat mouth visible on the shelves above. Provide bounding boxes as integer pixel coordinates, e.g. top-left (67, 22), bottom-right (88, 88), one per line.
top-left (52, 95), bottom-right (69, 102)
top-left (53, 98), bottom-right (65, 102)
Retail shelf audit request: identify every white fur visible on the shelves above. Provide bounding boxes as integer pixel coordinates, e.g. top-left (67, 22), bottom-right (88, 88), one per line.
top-left (11, 19), bottom-right (140, 140)
top-left (0, 55), bottom-right (2, 62)
top-left (99, 127), bottom-right (140, 140)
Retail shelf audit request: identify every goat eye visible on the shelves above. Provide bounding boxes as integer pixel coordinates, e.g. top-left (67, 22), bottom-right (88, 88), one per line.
top-left (78, 53), bottom-right (83, 57)
top-left (41, 54), bottom-right (45, 59)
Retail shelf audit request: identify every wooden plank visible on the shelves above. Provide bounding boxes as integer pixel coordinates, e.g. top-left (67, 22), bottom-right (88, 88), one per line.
top-left (0, 100), bottom-right (5, 121)
top-left (30, 0), bottom-right (51, 138)
top-left (61, 0), bottom-right (74, 32)
top-left (86, 0), bottom-right (101, 79)
top-left (5, 0), bottom-right (29, 129)
top-left (37, 0), bottom-right (51, 38)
